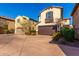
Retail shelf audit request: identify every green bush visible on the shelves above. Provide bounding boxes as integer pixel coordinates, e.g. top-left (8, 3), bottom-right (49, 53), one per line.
top-left (60, 27), bottom-right (75, 42)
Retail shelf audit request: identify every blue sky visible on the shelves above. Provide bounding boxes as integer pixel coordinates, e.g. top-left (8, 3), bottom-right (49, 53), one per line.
top-left (0, 3), bottom-right (75, 23)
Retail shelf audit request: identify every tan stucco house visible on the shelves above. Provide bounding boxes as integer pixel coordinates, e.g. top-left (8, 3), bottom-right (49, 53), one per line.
top-left (0, 16), bottom-right (37, 34)
top-left (0, 16), bottom-right (15, 34)
top-left (71, 3), bottom-right (79, 39)
top-left (15, 16), bottom-right (38, 34)
top-left (37, 6), bottom-right (63, 35)
top-left (61, 18), bottom-right (72, 28)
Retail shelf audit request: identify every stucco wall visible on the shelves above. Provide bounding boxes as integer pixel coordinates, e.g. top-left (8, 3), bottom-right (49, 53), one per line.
top-left (7, 21), bottom-right (15, 30)
top-left (0, 18), bottom-right (7, 27)
top-left (73, 6), bottom-right (79, 39)
top-left (73, 7), bottom-right (79, 29)
top-left (15, 16), bottom-right (29, 29)
top-left (38, 7), bottom-right (62, 26)
top-left (15, 16), bottom-right (29, 34)
top-left (29, 20), bottom-right (37, 30)
top-left (0, 17), bottom-right (15, 33)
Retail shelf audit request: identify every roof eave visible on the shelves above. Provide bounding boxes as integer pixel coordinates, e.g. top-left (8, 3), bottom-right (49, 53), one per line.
top-left (40, 6), bottom-right (63, 15)
top-left (71, 3), bottom-right (79, 16)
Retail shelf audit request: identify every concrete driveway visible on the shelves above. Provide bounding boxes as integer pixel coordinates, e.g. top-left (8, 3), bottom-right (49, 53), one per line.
top-left (0, 34), bottom-right (65, 56)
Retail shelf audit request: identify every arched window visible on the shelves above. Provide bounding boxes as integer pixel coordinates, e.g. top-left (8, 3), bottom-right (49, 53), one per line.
top-left (46, 11), bottom-right (53, 19)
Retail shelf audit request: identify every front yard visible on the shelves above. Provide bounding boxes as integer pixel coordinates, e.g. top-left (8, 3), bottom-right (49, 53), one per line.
top-left (50, 27), bottom-right (79, 56)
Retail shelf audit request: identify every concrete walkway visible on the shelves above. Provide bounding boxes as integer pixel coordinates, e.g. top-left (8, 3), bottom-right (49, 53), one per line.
top-left (0, 34), bottom-right (65, 56)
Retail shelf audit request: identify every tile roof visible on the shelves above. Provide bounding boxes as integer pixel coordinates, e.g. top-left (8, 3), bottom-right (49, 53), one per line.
top-left (39, 6), bottom-right (63, 17)
top-left (0, 16), bottom-right (15, 22)
top-left (29, 18), bottom-right (38, 22)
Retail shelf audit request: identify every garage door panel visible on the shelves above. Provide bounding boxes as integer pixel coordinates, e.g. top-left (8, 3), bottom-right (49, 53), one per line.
top-left (38, 26), bottom-right (56, 35)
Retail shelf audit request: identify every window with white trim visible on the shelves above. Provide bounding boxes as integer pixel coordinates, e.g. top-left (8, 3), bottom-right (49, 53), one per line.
top-left (46, 11), bottom-right (53, 19)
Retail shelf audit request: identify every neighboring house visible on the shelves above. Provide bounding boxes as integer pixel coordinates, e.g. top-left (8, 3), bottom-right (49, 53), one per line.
top-left (37, 6), bottom-right (63, 35)
top-left (71, 3), bottom-right (79, 39)
top-left (15, 16), bottom-right (38, 34)
top-left (7, 19), bottom-right (15, 31)
top-left (61, 18), bottom-right (71, 28)
top-left (0, 16), bottom-right (15, 34)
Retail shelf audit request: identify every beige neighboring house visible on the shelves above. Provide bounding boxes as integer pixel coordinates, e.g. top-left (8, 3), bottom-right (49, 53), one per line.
top-left (0, 16), bottom-right (15, 34)
top-left (7, 18), bottom-right (15, 31)
top-left (15, 16), bottom-right (38, 34)
top-left (61, 18), bottom-right (71, 28)
top-left (37, 6), bottom-right (63, 35)
top-left (71, 3), bottom-right (79, 39)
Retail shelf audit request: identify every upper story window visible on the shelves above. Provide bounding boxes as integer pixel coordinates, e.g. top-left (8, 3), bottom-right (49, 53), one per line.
top-left (17, 19), bottom-right (20, 23)
top-left (46, 11), bottom-right (53, 19)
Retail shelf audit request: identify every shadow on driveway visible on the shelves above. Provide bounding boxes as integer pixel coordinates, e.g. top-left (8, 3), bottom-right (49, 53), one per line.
top-left (50, 41), bottom-right (79, 56)
top-left (58, 44), bottom-right (79, 56)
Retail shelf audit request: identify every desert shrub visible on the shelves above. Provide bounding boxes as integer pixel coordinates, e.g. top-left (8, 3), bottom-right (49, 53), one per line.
top-left (7, 29), bottom-right (15, 34)
top-left (7, 30), bottom-right (11, 34)
top-left (4, 29), bottom-right (8, 34)
top-left (30, 30), bottom-right (36, 35)
top-left (10, 29), bottom-right (15, 33)
top-left (52, 32), bottom-right (61, 41)
top-left (25, 30), bottom-right (31, 35)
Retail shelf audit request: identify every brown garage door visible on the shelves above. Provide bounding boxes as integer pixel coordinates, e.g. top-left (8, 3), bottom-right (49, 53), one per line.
top-left (38, 25), bottom-right (57, 35)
